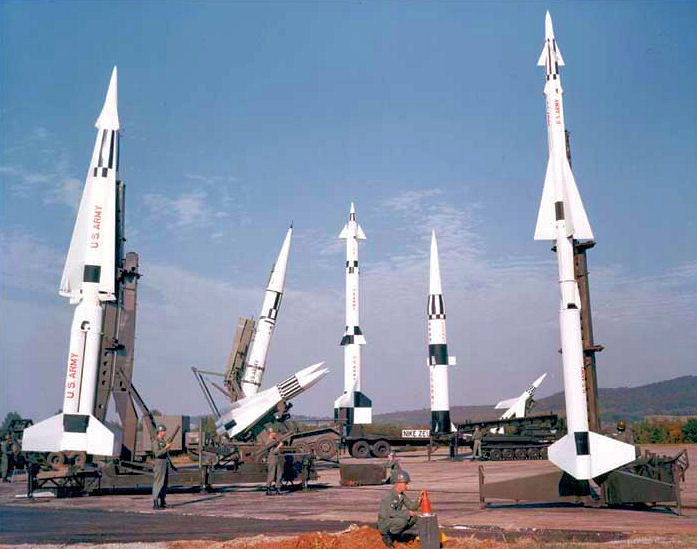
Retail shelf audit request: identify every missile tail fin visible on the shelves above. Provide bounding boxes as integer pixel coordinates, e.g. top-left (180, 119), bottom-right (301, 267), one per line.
top-left (548, 432), bottom-right (636, 480)
top-left (21, 413), bottom-right (121, 456)
top-left (561, 161), bottom-right (593, 239)
top-left (534, 160), bottom-right (557, 240)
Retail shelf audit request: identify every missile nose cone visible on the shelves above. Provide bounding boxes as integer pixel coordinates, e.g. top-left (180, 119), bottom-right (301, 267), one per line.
top-left (350, 201), bottom-right (356, 215)
top-left (429, 231), bottom-right (443, 295)
top-left (545, 11), bottom-right (555, 40)
top-left (267, 227), bottom-right (292, 292)
top-left (96, 66), bottom-right (120, 130)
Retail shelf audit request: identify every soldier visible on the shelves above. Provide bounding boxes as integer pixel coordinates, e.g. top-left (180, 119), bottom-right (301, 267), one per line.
top-left (613, 420), bottom-right (635, 445)
top-left (152, 424), bottom-right (172, 509)
top-left (377, 470), bottom-right (422, 547)
top-left (472, 426), bottom-right (483, 460)
top-left (265, 438), bottom-right (284, 495)
top-left (384, 451), bottom-right (401, 483)
top-left (300, 449), bottom-right (315, 491)
top-left (1, 433), bottom-right (15, 482)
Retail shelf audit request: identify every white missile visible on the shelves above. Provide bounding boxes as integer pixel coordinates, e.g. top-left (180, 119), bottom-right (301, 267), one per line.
top-left (22, 67), bottom-right (123, 456)
top-left (534, 12), bottom-right (634, 480)
top-left (334, 202), bottom-right (372, 425)
top-left (495, 373), bottom-right (547, 420)
top-left (217, 362), bottom-right (328, 439)
top-left (427, 231), bottom-right (456, 435)
top-left (240, 227), bottom-right (293, 397)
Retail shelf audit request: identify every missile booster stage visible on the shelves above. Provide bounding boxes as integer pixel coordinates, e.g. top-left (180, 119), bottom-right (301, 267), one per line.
top-left (22, 68), bottom-right (123, 456)
top-left (534, 12), bottom-right (634, 480)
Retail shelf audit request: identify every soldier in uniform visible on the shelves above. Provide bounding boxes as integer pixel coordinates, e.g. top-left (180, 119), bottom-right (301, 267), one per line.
top-left (152, 424), bottom-right (172, 509)
top-left (1, 433), bottom-right (15, 482)
top-left (265, 438), bottom-right (284, 495)
top-left (300, 449), bottom-right (315, 491)
top-left (613, 420), bottom-right (636, 444)
top-left (377, 470), bottom-right (422, 547)
top-left (472, 426), bottom-right (483, 460)
top-left (384, 451), bottom-right (402, 483)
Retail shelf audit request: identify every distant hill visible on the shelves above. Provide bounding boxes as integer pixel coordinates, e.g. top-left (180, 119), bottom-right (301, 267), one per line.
top-left (373, 375), bottom-right (697, 426)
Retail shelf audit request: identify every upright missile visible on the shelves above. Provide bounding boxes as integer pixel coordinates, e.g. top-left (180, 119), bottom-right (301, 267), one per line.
top-left (22, 68), bottom-right (123, 456)
top-left (534, 12), bottom-right (634, 479)
top-left (334, 202), bottom-right (372, 425)
top-left (217, 362), bottom-right (329, 439)
top-left (427, 231), bottom-right (456, 434)
top-left (240, 227), bottom-right (292, 397)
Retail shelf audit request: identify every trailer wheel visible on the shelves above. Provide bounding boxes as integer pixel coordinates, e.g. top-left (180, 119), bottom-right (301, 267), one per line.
top-left (350, 440), bottom-right (371, 459)
top-left (47, 452), bottom-right (66, 468)
top-left (527, 448), bottom-right (540, 460)
top-left (371, 440), bottom-right (391, 458)
top-left (540, 447), bottom-right (548, 460)
top-left (489, 449), bottom-right (502, 461)
top-left (72, 452), bottom-right (88, 468)
top-left (514, 448), bottom-right (527, 460)
top-left (502, 449), bottom-right (514, 460)
top-left (314, 437), bottom-right (337, 460)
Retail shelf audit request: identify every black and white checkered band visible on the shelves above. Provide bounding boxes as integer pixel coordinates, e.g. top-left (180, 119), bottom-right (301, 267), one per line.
top-left (346, 260), bottom-right (359, 274)
top-left (428, 313), bottom-right (446, 320)
top-left (428, 295), bottom-right (445, 316)
top-left (260, 292), bottom-right (282, 321)
top-left (93, 129), bottom-right (118, 178)
top-left (278, 375), bottom-right (302, 400)
top-left (345, 326), bottom-right (362, 335)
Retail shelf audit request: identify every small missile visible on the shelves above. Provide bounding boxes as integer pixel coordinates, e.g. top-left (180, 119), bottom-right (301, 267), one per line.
top-left (334, 202), bottom-right (372, 425)
top-left (534, 12), bottom-right (634, 480)
top-left (217, 362), bottom-right (329, 439)
top-left (427, 231), bottom-right (456, 435)
top-left (22, 68), bottom-right (123, 456)
top-left (240, 227), bottom-right (292, 397)
top-left (495, 373), bottom-right (547, 419)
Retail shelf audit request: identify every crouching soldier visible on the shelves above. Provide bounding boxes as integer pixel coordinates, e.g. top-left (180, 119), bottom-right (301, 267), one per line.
top-left (377, 470), bottom-right (422, 547)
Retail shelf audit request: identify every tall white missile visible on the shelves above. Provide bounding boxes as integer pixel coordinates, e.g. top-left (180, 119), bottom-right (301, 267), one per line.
top-left (535, 12), bottom-right (634, 480)
top-left (217, 362), bottom-right (329, 439)
top-left (22, 67), bottom-right (123, 456)
top-left (240, 227), bottom-right (293, 397)
top-left (427, 231), bottom-right (456, 434)
top-left (334, 202), bottom-right (372, 425)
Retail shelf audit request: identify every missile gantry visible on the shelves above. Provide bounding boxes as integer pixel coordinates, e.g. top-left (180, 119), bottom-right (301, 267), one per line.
top-left (534, 12), bottom-right (635, 480)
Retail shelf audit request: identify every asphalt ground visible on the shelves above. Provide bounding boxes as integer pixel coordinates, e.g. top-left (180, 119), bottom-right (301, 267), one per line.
top-left (0, 444), bottom-right (694, 545)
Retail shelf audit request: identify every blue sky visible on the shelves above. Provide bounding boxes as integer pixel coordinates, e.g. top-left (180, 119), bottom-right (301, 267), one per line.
top-left (1, 1), bottom-right (695, 422)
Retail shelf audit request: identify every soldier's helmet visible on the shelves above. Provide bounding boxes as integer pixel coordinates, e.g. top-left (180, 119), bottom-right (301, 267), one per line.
top-left (616, 420), bottom-right (626, 432)
top-left (157, 424), bottom-right (167, 432)
top-left (392, 470), bottom-right (411, 484)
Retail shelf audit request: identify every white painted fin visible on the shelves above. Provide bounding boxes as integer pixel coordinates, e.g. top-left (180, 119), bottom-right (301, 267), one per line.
top-left (356, 223), bottom-right (366, 240)
top-left (548, 432), bottom-right (636, 480)
top-left (495, 397), bottom-right (519, 410)
top-left (21, 413), bottom-right (121, 456)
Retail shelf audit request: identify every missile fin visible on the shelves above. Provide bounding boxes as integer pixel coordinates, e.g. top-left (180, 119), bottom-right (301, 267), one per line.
top-left (60, 180), bottom-right (95, 300)
top-left (495, 397), bottom-right (519, 410)
top-left (534, 160), bottom-right (557, 240)
top-left (356, 224), bottom-right (366, 240)
top-left (21, 413), bottom-right (121, 456)
top-left (338, 224), bottom-right (349, 239)
top-left (561, 161), bottom-right (593, 239)
top-left (548, 432), bottom-right (636, 480)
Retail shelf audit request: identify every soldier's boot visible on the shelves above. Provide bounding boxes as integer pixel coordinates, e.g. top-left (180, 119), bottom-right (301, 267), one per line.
top-left (265, 486), bottom-right (273, 496)
top-left (153, 499), bottom-right (160, 509)
top-left (381, 533), bottom-right (394, 548)
top-left (159, 496), bottom-right (167, 509)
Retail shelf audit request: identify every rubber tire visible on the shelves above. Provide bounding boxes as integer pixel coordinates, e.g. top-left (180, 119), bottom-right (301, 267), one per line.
top-left (371, 440), bottom-right (391, 458)
top-left (502, 449), bottom-right (514, 460)
top-left (47, 452), bottom-right (66, 468)
top-left (514, 448), bottom-right (527, 460)
top-left (527, 448), bottom-right (540, 460)
top-left (489, 449), bottom-right (502, 461)
top-left (72, 452), bottom-right (87, 468)
top-left (350, 440), bottom-right (371, 459)
top-left (314, 437), bottom-right (337, 460)
top-left (540, 447), bottom-right (549, 460)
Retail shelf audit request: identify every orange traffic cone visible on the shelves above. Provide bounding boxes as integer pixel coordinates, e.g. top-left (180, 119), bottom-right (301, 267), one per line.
top-left (420, 489), bottom-right (433, 515)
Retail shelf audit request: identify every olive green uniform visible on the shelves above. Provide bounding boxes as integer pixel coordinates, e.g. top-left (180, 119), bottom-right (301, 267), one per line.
top-left (300, 453), bottom-right (314, 489)
top-left (266, 446), bottom-right (284, 490)
top-left (1, 438), bottom-right (14, 481)
top-left (377, 487), bottom-right (419, 535)
top-left (152, 438), bottom-right (170, 506)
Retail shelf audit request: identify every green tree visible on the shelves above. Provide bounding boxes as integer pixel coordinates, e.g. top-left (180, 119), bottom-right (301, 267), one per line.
top-left (682, 419), bottom-right (697, 443)
top-left (1, 411), bottom-right (22, 434)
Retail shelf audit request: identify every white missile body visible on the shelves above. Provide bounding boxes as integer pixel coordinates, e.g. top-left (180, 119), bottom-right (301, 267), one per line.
top-left (22, 68), bottom-right (123, 456)
top-left (495, 373), bottom-right (547, 420)
top-left (334, 203), bottom-right (372, 425)
top-left (217, 362), bottom-right (328, 438)
top-left (427, 231), bottom-right (456, 434)
top-left (240, 227), bottom-right (292, 397)
top-left (535, 13), bottom-right (634, 480)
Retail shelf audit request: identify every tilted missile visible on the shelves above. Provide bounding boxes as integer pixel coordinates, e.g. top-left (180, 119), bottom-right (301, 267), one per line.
top-left (534, 13), bottom-right (634, 480)
top-left (334, 202), bottom-right (372, 425)
top-left (22, 68), bottom-right (123, 456)
top-left (427, 231), bottom-right (456, 434)
top-left (495, 373), bottom-right (547, 420)
top-left (217, 362), bottom-right (328, 439)
top-left (240, 227), bottom-right (292, 397)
